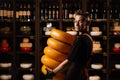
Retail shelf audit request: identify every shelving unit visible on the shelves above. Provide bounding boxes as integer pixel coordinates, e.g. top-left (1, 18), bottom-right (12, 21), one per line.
top-left (0, 0), bottom-right (37, 80)
top-left (0, 0), bottom-right (120, 80)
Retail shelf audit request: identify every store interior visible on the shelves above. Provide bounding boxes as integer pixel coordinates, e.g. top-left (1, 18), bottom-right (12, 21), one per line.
top-left (0, 0), bottom-right (120, 80)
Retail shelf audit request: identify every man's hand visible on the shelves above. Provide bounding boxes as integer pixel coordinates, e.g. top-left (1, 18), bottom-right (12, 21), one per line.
top-left (45, 68), bottom-right (55, 79)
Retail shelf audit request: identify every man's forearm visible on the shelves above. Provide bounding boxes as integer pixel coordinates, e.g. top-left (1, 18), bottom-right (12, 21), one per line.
top-left (53, 59), bottom-right (69, 73)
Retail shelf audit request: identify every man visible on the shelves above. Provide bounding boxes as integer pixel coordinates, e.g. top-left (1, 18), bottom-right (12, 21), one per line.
top-left (46, 10), bottom-right (93, 80)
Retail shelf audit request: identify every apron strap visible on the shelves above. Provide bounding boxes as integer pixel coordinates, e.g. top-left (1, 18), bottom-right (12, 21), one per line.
top-left (83, 33), bottom-right (93, 56)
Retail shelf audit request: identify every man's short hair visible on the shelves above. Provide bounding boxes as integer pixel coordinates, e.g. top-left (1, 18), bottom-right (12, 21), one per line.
top-left (74, 9), bottom-right (89, 18)
top-left (75, 9), bottom-right (84, 15)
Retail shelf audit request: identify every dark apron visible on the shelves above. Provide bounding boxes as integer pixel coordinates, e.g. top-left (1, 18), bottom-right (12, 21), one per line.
top-left (65, 62), bottom-right (87, 80)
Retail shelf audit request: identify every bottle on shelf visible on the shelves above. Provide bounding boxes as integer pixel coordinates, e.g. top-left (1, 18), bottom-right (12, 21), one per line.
top-left (3, 2), bottom-right (7, 20)
top-left (68, 2), bottom-right (74, 19)
top-left (52, 4), bottom-right (56, 19)
top-left (94, 4), bottom-right (98, 19)
top-left (26, 3), bottom-right (31, 21)
top-left (44, 3), bottom-right (48, 20)
top-left (7, 1), bottom-right (13, 20)
top-left (22, 3), bottom-right (27, 22)
top-left (110, 6), bottom-right (113, 19)
top-left (19, 3), bottom-right (23, 21)
top-left (48, 4), bottom-right (52, 19)
top-left (114, 5), bottom-right (119, 19)
top-left (64, 3), bottom-right (69, 19)
top-left (40, 4), bottom-right (44, 20)
top-left (17, 1), bottom-right (32, 22)
top-left (16, 3), bottom-right (19, 20)
top-left (102, 4), bottom-right (107, 19)
top-left (56, 4), bottom-right (59, 19)
top-left (118, 7), bottom-right (120, 19)
top-left (110, 4), bottom-right (119, 19)
top-left (0, 2), bottom-right (4, 20)
top-left (61, 3), bottom-right (64, 19)
top-left (89, 4), bottom-right (95, 19)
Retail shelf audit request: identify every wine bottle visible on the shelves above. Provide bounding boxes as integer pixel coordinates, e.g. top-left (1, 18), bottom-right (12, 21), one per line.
top-left (52, 4), bottom-right (56, 19)
top-left (97, 3), bottom-right (103, 19)
top-left (90, 4), bottom-right (94, 19)
top-left (16, 3), bottom-right (19, 19)
top-left (119, 9), bottom-right (120, 19)
top-left (7, 1), bottom-right (13, 19)
top-left (110, 6), bottom-right (113, 19)
top-left (56, 4), bottom-right (59, 19)
top-left (26, 3), bottom-right (31, 21)
top-left (103, 4), bottom-right (106, 19)
top-left (19, 4), bottom-right (23, 21)
top-left (3, 2), bottom-right (7, 20)
top-left (94, 4), bottom-right (98, 19)
top-left (48, 4), bottom-right (52, 19)
top-left (114, 5), bottom-right (119, 19)
top-left (69, 2), bottom-right (74, 19)
top-left (40, 4), bottom-right (44, 20)
top-left (64, 3), bottom-right (69, 19)
top-left (0, 2), bottom-right (4, 20)
top-left (45, 3), bottom-right (48, 20)
top-left (23, 3), bottom-right (27, 22)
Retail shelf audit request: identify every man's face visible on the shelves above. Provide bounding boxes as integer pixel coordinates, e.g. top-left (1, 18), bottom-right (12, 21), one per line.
top-left (74, 15), bottom-right (84, 31)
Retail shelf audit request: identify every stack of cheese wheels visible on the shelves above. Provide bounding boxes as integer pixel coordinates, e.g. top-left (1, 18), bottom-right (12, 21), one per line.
top-left (41, 29), bottom-right (76, 80)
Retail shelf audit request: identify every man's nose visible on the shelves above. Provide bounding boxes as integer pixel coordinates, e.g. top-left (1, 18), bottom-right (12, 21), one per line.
top-left (76, 22), bottom-right (80, 26)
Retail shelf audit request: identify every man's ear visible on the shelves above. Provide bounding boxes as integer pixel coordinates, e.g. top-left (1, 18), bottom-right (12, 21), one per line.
top-left (73, 14), bottom-right (76, 18)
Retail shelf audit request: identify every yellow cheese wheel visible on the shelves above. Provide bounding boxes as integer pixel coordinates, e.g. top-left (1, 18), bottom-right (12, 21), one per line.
top-left (41, 55), bottom-right (60, 69)
top-left (41, 65), bottom-right (52, 75)
top-left (41, 65), bottom-right (64, 80)
top-left (50, 29), bottom-right (76, 45)
top-left (20, 43), bottom-right (32, 47)
top-left (47, 38), bottom-right (72, 53)
top-left (23, 38), bottom-right (29, 43)
top-left (44, 46), bottom-right (67, 62)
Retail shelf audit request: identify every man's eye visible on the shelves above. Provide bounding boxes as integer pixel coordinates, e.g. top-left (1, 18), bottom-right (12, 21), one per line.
top-left (74, 21), bottom-right (78, 23)
top-left (74, 21), bottom-right (76, 22)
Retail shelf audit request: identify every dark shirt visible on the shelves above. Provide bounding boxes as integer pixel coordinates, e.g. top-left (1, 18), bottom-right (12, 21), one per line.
top-left (67, 33), bottom-right (93, 67)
